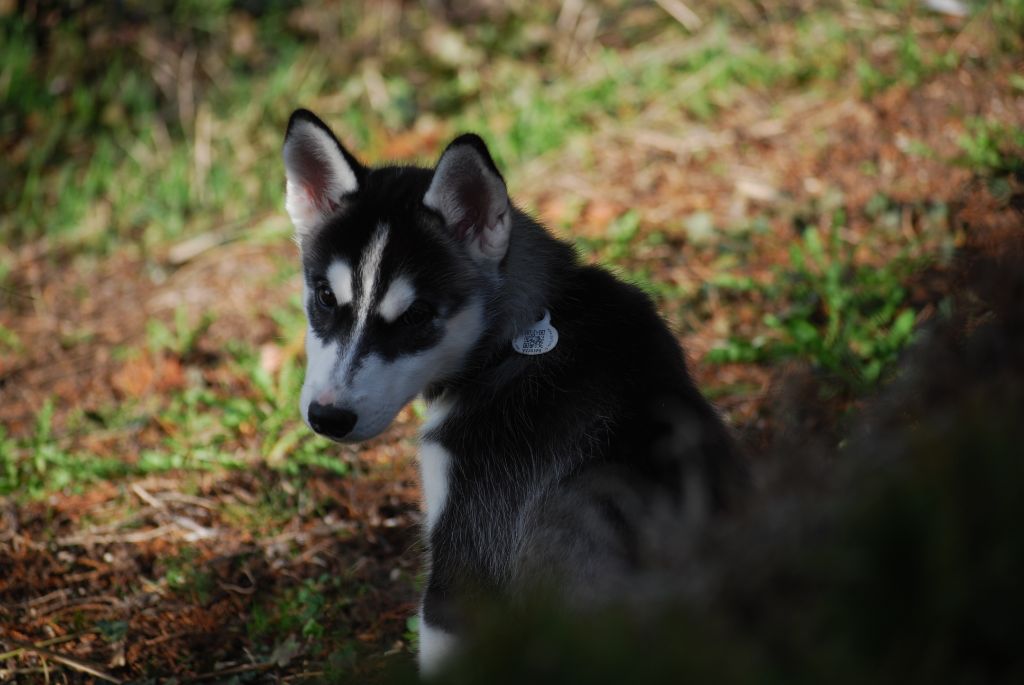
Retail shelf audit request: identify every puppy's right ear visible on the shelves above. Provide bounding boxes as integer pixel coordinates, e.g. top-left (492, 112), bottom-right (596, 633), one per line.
top-left (283, 109), bottom-right (365, 241)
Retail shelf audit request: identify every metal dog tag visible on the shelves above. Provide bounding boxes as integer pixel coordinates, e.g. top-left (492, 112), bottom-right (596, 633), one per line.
top-left (512, 309), bottom-right (559, 355)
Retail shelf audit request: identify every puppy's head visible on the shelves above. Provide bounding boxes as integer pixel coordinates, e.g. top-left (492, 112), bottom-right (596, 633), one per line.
top-left (282, 109), bottom-right (511, 441)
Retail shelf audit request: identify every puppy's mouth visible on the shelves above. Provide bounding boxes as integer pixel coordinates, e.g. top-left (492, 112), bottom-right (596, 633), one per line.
top-left (314, 429), bottom-right (358, 444)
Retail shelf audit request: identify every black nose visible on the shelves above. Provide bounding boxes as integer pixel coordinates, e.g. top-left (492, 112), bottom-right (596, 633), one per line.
top-left (308, 402), bottom-right (358, 439)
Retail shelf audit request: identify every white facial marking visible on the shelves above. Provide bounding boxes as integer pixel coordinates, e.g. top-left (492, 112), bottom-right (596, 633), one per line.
top-left (299, 222), bottom-right (486, 443)
top-left (333, 223), bottom-right (390, 385)
top-left (341, 300), bottom-right (484, 441)
top-left (299, 227), bottom-right (389, 428)
top-left (378, 275), bottom-right (416, 323)
top-left (418, 609), bottom-right (458, 675)
top-left (326, 259), bottom-right (353, 306)
top-left (357, 224), bottom-right (389, 324)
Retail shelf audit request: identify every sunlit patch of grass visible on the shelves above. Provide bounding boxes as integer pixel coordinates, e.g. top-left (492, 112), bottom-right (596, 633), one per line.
top-left (1, 6), bottom-right (321, 253)
top-left (147, 308), bottom-right (216, 359)
top-left (3, 1), bottom-right (988, 260)
top-left (0, 323), bottom-right (23, 353)
top-left (957, 118), bottom-right (1024, 177)
top-left (0, 399), bottom-right (134, 498)
top-left (136, 327), bottom-right (347, 479)
top-left (0, 318), bottom-right (342, 499)
top-left (853, 31), bottom-right (960, 99)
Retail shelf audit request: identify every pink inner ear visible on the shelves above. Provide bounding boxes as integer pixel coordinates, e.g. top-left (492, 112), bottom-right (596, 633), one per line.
top-left (305, 184), bottom-right (339, 212)
top-left (452, 209), bottom-right (483, 241)
top-left (451, 176), bottom-right (488, 240)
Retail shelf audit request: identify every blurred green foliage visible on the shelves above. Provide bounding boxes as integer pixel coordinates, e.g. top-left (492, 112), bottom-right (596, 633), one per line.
top-left (957, 118), bottom-right (1024, 177)
top-left (708, 216), bottom-right (920, 391)
top-left (5, 0), bottom-right (1013, 254)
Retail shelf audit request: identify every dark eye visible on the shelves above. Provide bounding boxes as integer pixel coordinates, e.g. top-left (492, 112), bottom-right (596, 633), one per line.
top-left (399, 300), bottom-right (436, 327)
top-left (315, 283), bottom-right (336, 309)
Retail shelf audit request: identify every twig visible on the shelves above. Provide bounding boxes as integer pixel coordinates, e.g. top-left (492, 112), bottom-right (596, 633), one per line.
top-left (0, 638), bottom-right (123, 684)
top-left (154, 491), bottom-right (218, 510)
top-left (25, 589), bottom-right (68, 608)
top-left (172, 515), bottom-right (218, 541)
top-left (55, 523), bottom-right (179, 546)
top-left (162, 211), bottom-right (279, 266)
top-left (281, 671), bottom-right (325, 682)
top-left (0, 632), bottom-right (81, 659)
top-left (141, 629), bottom-right (192, 647)
top-left (131, 483), bottom-right (166, 509)
top-left (631, 128), bottom-right (738, 158)
top-left (218, 569), bottom-right (257, 595)
top-left (0, 667), bottom-right (50, 678)
top-left (165, 229), bottom-right (232, 266)
top-left (0, 284), bottom-right (35, 301)
top-left (47, 599), bottom-right (126, 621)
top-left (653, 0), bottom-right (703, 31)
top-left (183, 660), bottom-right (276, 682)
top-left (25, 593), bottom-right (122, 617)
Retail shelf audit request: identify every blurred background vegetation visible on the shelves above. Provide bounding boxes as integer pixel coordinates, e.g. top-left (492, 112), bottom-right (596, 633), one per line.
top-left (1, 0), bottom-right (1023, 682)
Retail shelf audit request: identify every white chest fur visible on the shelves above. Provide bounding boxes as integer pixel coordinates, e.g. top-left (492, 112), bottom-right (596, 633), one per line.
top-left (418, 397), bottom-right (454, 532)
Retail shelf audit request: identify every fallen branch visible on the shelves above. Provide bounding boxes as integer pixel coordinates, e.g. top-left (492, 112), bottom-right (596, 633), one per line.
top-left (653, 0), bottom-right (702, 31)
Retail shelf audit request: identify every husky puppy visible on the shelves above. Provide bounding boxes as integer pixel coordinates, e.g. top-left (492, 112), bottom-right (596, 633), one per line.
top-left (282, 109), bottom-right (743, 674)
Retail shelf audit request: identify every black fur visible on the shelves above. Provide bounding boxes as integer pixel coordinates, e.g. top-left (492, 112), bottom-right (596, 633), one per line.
top-left (302, 167), bottom-right (483, 362)
top-left (421, 239), bottom-right (744, 631)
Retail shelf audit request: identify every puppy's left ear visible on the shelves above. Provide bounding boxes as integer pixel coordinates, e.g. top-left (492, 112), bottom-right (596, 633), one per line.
top-left (283, 109), bottom-right (365, 242)
top-left (424, 134), bottom-right (511, 265)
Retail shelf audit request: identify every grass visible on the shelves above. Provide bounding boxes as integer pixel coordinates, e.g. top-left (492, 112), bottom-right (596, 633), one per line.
top-left (0, 399), bottom-right (133, 498)
top-left (957, 118), bottom-right (1024, 177)
top-left (1, 1), bottom-right (995, 254)
top-left (0, 325), bottom-right (342, 496)
top-left (248, 574), bottom-right (339, 641)
top-left (707, 216), bottom-right (922, 392)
